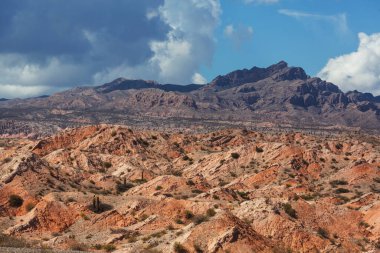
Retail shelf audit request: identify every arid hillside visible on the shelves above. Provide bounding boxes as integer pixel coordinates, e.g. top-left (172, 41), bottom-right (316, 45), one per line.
top-left (1, 62), bottom-right (379, 137)
top-left (1, 125), bottom-right (380, 252)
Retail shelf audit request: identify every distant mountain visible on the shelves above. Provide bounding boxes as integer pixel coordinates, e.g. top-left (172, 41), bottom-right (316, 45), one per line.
top-left (0, 98), bottom-right (9, 101)
top-left (0, 61), bottom-right (379, 132)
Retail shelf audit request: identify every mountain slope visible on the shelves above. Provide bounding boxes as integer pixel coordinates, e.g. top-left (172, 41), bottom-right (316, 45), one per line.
top-left (0, 61), bottom-right (379, 133)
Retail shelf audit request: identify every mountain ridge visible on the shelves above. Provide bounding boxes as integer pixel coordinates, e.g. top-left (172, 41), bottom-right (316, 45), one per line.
top-left (0, 61), bottom-right (379, 134)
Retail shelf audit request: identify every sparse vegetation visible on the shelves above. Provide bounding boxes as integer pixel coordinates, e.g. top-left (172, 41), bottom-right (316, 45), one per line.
top-left (334, 188), bottom-right (350, 194)
top-left (255, 146), bottom-right (264, 153)
top-left (330, 180), bottom-right (348, 188)
top-left (0, 233), bottom-right (30, 248)
top-left (231, 153), bottom-right (240, 159)
top-left (25, 202), bottom-right (35, 212)
top-left (9, 194), bottom-right (23, 208)
top-left (283, 203), bottom-right (297, 219)
top-left (317, 227), bottom-right (329, 239)
top-left (103, 161), bottom-right (112, 168)
top-left (174, 242), bottom-right (188, 253)
top-left (184, 210), bottom-right (194, 219)
top-left (206, 208), bottom-right (216, 217)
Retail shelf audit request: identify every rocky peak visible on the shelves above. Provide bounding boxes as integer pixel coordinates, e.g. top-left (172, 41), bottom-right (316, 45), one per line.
top-left (208, 61), bottom-right (308, 90)
top-left (96, 79), bottom-right (159, 93)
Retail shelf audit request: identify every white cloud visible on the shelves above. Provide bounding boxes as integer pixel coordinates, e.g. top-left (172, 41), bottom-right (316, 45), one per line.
top-left (0, 0), bottom-right (220, 98)
top-left (0, 84), bottom-right (49, 99)
top-left (318, 32), bottom-right (380, 95)
top-left (192, 73), bottom-right (207, 84)
top-left (224, 25), bottom-right (235, 37)
top-left (223, 24), bottom-right (253, 48)
top-left (278, 9), bottom-right (348, 34)
top-left (243, 0), bottom-right (279, 4)
top-left (95, 0), bottom-right (221, 85)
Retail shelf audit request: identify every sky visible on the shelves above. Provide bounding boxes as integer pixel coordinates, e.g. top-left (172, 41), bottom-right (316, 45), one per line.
top-left (0, 0), bottom-right (380, 98)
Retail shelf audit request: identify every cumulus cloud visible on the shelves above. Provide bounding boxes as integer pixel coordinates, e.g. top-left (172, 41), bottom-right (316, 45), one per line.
top-left (278, 9), bottom-right (348, 34)
top-left (318, 32), bottom-right (380, 95)
top-left (0, 0), bottom-right (220, 98)
top-left (192, 73), bottom-right (207, 84)
top-left (96, 0), bottom-right (220, 85)
top-left (223, 24), bottom-right (253, 48)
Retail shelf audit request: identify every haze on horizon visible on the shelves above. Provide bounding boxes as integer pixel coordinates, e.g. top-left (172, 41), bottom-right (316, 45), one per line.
top-left (0, 0), bottom-right (380, 98)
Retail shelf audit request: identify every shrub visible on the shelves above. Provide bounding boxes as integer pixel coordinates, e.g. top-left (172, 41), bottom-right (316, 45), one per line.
top-left (103, 244), bottom-right (116, 252)
top-left (184, 210), bottom-right (194, 219)
top-left (9, 195), bottom-right (23, 208)
top-left (174, 242), bottom-right (188, 253)
top-left (194, 244), bottom-right (203, 253)
top-left (330, 180), bottom-right (348, 187)
top-left (172, 170), bottom-right (183, 177)
top-left (193, 215), bottom-right (208, 225)
top-left (283, 203), bottom-right (297, 219)
top-left (237, 191), bottom-right (249, 200)
top-left (255, 146), bottom-right (264, 153)
top-left (334, 188), bottom-right (350, 194)
top-left (335, 143), bottom-right (343, 150)
top-left (69, 240), bottom-right (88, 251)
top-left (206, 208), bottom-right (216, 217)
top-left (175, 219), bottom-right (184, 224)
top-left (0, 234), bottom-right (30, 248)
top-left (231, 153), bottom-right (240, 159)
top-left (317, 227), bottom-right (329, 239)
top-left (192, 189), bottom-right (203, 194)
top-left (103, 162), bottom-right (112, 169)
top-left (155, 185), bottom-right (163, 190)
top-left (3, 157), bottom-right (12, 163)
top-left (25, 202), bottom-right (35, 212)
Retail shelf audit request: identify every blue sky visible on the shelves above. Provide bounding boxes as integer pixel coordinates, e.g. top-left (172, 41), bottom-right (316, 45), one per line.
top-left (0, 0), bottom-right (380, 98)
top-left (205, 0), bottom-right (380, 79)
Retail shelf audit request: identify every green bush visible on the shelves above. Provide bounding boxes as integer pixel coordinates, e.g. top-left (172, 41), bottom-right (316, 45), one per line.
top-left (25, 202), bottom-right (35, 212)
top-left (9, 195), bottom-right (23, 208)
top-left (0, 234), bottom-right (30, 248)
top-left (317, 227), bottom-right (329, 239)
top-left (231, 153), bottom-right (240, 159)
top-left (206, 208), bottom-right (216, 217)
top-left (103, 162), bottom-right (112, 168)
top-left (184, 210), bottom-right (194, 219)
top-left (103, 244), bottom-right (116, 252)
top-left (174, 242), bottom-right (188, 253)
top-left (193, 215), bottom-right (208, 225)
top-left (255, 146), bottom-right (264, 153)
top-left (334, 188), bottom-right (350, 194)
top-left (283, 203), bottom-right (297, 219)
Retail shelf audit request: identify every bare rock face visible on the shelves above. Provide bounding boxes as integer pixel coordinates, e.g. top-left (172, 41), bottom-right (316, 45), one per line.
top-left (1, 125), bottom-right (380, 252)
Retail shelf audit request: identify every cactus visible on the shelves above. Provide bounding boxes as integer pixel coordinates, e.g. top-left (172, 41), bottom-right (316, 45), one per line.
top-left (96, 196), bottom-right (100, 212)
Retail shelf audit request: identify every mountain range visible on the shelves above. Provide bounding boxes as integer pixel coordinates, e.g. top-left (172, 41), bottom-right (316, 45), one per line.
top-left (1, 61), bottom-right (379, 134)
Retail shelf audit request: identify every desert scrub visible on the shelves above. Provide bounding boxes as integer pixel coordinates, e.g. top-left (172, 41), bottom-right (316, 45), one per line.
top-left (9, 195), bottom-right (23, 208)
top-left (174, 242), bottom-right (188, 253)
top-left (231, 153), bottom-right (240, 159)
top-left (255, 146), bottom-right (264, 153)
top-left (283, 203), bottom-right (297, 219)
top-left (0, 233), bottom-right (30, 248)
